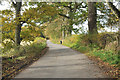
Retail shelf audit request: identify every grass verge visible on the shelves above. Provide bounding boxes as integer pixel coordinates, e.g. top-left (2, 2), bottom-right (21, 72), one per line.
top-left (2, 37), bottom-right (48, 79)
top-left (51, 34), bottom-right (119, 78)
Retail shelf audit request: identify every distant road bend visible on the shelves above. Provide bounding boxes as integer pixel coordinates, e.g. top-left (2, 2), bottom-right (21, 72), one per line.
top-left (15, 40), bottom-right (108, 78)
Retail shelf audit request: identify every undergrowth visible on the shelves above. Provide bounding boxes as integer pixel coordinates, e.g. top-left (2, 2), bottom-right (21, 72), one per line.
top-left (52, 34), bottom-right (119, 67)
top-left (2, 37), bottom-right (47, 78)
top-left (90, 50), bottom-right (119, 66)
top-left (1, 37), bottom-right (47, 60)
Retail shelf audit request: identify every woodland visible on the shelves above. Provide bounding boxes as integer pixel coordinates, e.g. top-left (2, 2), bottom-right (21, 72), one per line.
top-left (0, 0), bottom-right (120, 79)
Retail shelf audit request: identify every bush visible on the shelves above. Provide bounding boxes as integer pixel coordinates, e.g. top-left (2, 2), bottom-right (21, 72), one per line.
top-left (62, 35), bottom-right (80, 46)
top-left (71, 43), bottom-right (80, 49)
top-left (1, 37), bottom-right (47, 58)
top-left (97, 32), bottom-right (116, 49)
top-left (105, 41), bottom-right (118, 53)
top-left (18, 37), bottom-right (46, 57)
top-left (80, 32), bottom-right (117, 49)
top-left (62, 35), bottom-right (90, 53)
top-left (51, 38), bottom-right (60, 44)
top-left (1, 39), bottom-right (14, 53)
top-left (34, 37), bottom-right (46, 44)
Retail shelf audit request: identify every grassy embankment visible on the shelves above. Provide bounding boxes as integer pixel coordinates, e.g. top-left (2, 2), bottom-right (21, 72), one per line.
top-left (51, 33), bottom-right (119, 78)
top-left (1, 37), bottom-right (47, 79)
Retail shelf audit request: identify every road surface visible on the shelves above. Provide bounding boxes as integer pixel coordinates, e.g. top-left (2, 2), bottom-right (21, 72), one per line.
top-left (15, 40), bottom-right (108, 78)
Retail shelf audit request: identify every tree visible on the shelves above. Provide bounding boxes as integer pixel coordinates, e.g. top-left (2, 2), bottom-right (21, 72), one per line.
top-left (10, 1), bottom-right (58, 46)
top-left (57, 2), bottom-right (84, 36)
top-left (44, 16), bottom-right (67, 39)
top-left (1, 9), bottom-right (15, 42)
top-left (88, 2), bottom-right (98, 44)
top-left (11, 0), bottom-right (22, 46)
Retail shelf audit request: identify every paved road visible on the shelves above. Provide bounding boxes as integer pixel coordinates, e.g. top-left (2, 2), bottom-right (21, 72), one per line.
top-left (15, 40), bottom-right (108, 78)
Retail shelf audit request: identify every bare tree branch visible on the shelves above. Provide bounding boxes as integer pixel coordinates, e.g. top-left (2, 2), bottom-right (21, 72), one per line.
top-left (106, 0), bottom-right (120, 19)
top-left (11, 0), bottom-right (17, 8)
top-left (63, 5), bottom-right (72, 10)
top-left (58, 13), bottom-right (70, 19)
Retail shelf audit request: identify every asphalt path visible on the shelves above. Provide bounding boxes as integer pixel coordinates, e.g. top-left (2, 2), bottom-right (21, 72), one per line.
top-left (15, 40), bottom-right (108, 78)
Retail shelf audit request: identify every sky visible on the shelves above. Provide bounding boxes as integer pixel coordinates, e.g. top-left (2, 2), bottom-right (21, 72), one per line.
top-left (0, 1), bottom-right (119, 34)
top-left (0, 1), bottom-right (10, 10)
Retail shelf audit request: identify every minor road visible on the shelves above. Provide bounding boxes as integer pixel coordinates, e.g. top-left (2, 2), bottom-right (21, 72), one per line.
top-left (15, 40), bottom-right (108, 78)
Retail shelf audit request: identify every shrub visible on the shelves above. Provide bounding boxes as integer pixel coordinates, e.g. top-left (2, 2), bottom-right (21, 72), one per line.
top-left (62, 35), bottom-right (90, 53)
top-left (98, 32), bottom-right (116, 49)
top-left (1, 37), bottom-right (47, 58)
top-left (1, 39), bottom-right (14, 53)
top-left (80, 34), bottom-right (98, 46)
top-left (18, 37), bottom-right (47, 57)
top-left (71, 43), bottom-right (80, 49)
top-left (61, 34), bottom-right (118, 66)
top-left (34, 37), bottom-right (46, 44)
top-left (105, 41), bottom-right (118, 53)
top-left (62, 35), bottom-right (81, 47)
top-left (51, 38), bottom-right (60, 44)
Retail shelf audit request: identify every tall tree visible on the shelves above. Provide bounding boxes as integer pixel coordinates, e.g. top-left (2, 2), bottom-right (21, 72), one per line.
top-left (12, 0), bottom-right (22, 46)
top-left (88, 2), bottom-right (98, 44)
top-left (58, 2), bottom-right (84, 36)
top-left (10, 1), bottom-right (58, 46)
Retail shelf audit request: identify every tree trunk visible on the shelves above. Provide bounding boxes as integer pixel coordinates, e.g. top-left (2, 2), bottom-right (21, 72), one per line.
top-left (88, 2), bottom-right (98, 35)
top-left (15, 22), bottom-right (21, 45)
top-left (88, 2), bottom-right (98, 44)
top-left (118, 29), bottom-right (120, 46)
top-left (62, 27), bottom-right (66, 39)
top-left (14, 2), bottom-right (22, 46)
top-left (68, 3), bottom-right (73, 36)
top-left (67, 26), bottom-right (72, 36)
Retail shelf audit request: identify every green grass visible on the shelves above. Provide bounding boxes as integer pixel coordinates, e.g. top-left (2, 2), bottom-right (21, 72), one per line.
top-left (91, 50), bottom-right (119, 65)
